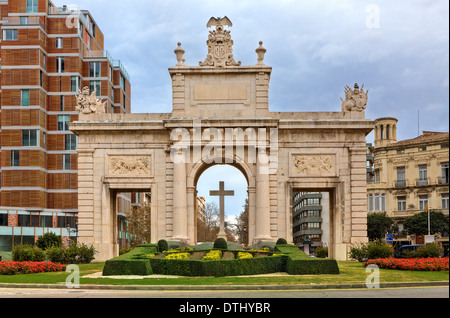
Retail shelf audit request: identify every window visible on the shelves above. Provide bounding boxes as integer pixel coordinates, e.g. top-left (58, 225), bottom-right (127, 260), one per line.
top-left (57, 115), bottom-right (70, 131)
top-left (396, 166), bottom-right (406, 187)
top-left (56, 37), bottom-right (63, 49)
top-left (65, 134), bottom-right (77, 150)
top-left (368, 194), bottom-right (373, 211)
top-left (89, 62), bottom-right (101, 77)
top-left (381, 194), bottom-right (386, 211)
top-left (3, 29), bottom-right (18, 41)
top-left (71, 76), bottom-right (80, 92)
top-left (441, 162), bottom-right (449, 184)
top-left (120, 74), bottom-right (126, 91)
top-left (418, 164), bottom-right (428, 185)
top-left (397, 196), bottom-right (407, 211)
top-left (442, 194), bottom-right (449, 209)
top-left (380, 125), bottom-right (384, 140)
top-left (90, 81), bottom-right (101, 96)
top-left (19, 17), bottom-right (29, 25)
top-left (11, 150), bottom-right (20, 167)
top-left (374, 194), bottom-right (380, 211)
top-left (26, 0), bottom-right (38, 13)
top-left (21, 89), bottom-right (30, 106)
top-left (22, 130), bottom-right (39, 147)
top-left (0, 212), bottom-right (7, 226)
top-left (63, 154), bottom-right (71, 170)
top-left (56, 57), bottom-right (65, 73)
top-left (419, 195), bottom-right (428, 211)
top-left (60, 95), bottom-right (64, 111)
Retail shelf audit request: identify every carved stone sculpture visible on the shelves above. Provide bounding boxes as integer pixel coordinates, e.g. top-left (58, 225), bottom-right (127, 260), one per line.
top-left (293, 155), bottom-right (335, 176)
top-left (75, 86), bottom-right (107, 114)
top-left (109, 156), bottom-right (151, 175)
top-left (199, 16), bottom-right (241, 68)
top-left (255, 41), bottom-right (267, 65)
top-left (174, 42), bottom-right (186, 66)
top-left (341, 83), bottom-right (368, 112)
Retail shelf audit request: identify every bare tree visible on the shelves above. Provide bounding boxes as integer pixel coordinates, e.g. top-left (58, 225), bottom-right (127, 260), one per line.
top-left (126, 202), bottom-right (151, 246)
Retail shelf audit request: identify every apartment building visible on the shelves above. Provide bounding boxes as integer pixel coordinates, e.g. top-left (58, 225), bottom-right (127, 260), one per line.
top-left (292, 192), bottom-right (330, 252)
top-left (367, 117), bottom-right (449, 246)
top-left (0, 0), bottom-right (131, 251)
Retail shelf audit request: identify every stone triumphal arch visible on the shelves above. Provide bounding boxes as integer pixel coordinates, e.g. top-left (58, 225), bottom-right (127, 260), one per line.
top-left (70, 17), bottom-right (374, 261)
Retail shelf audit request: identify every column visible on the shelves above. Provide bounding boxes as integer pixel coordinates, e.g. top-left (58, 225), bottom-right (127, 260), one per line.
top-left (254, 148), bottom-right (272, 242)
top-left (172, 149), bottom-right (189, 241)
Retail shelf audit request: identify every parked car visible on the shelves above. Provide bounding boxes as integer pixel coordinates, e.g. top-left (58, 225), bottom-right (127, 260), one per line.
top-left (394, 244), bottom-right (424, 258)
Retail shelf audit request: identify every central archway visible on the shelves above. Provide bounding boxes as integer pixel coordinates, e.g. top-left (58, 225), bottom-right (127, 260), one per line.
top-left (187, 153), bottom-right (256, 244)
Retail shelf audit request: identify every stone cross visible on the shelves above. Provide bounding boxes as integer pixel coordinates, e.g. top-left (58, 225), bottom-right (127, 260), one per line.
top-left (210, 181), bottom-right (234, 239)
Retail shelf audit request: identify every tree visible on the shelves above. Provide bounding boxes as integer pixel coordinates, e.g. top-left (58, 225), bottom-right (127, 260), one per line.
top-left (403, 211), bottom-right (449, 237)
top-left (234, 198), bottom-right (249, 245)
top-left (126, 202), bottom-right (151, 246)
top-left (367, 212), bottom-right (395, 241)
top-left (197, 201), bottom-right (220, 242)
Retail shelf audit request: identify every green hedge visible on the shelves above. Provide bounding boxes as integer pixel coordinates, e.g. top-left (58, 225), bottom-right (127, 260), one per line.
top-left (102, 244), bottom-right (157, 276)
top-left (102, 243), bottom-right (340, 276)
top-left (149, 255), bottom-right (288, 277)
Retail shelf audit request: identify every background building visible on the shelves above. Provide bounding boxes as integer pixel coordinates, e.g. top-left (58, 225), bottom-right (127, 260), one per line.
top-left (292, 192), bottom-right (329, 253)
top-left (0, 0), bottom-right (131, 252)
top-left (367, 117), bottom-right (449, 247)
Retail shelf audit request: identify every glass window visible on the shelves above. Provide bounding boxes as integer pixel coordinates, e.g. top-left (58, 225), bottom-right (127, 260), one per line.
top-left (56, 57), bottom-right (65, 73)
top-left (56, 37), bottom-right (63, 49)
top-left (397, 196), bottom-right (406, 211)
top-left (374, 194), bottom-right (380, 211)
top-left (26, 0), bottom-right (38, 13)
top-left (89, 62), bottom-right (101, 77)
top-left (71, 76), bottom-right (80, 92)
top-left (419, 195), bottom-right (428, 211)
top-left (63, 154), bottom-right (71, 170)
top-left (11, 150), bottom-right (20, 167)
top-left (19, 17), bottom-right (29, 25)
top-left (381, 194), bottom-right (386, 211)
top-left (0, 212), bottom-right (8, 226)
top-left (21, 90), bottom-right (30, 106)
top-left (3, 29), bottom-right (18, 41)
top-left (442, 194), bottom-right (449, 209)
top-left (57, 115), bottom-right (70, 131)
top-left (419, 164), bottom-right (427, 180)
top-left (90, 81), bottom-right (101, 96)
top-left (18, 213), bottom-right (31, 227)
top-left (40, 215), bottom-right (53, 228)
top-left (368, 194), bottom-right (373, 211)
top-left (65, 134), bottom-right (77, 150)
top-left (441, 162), bottom-right (449, 184)
top-left (22, 130), bottom-right (39, 147)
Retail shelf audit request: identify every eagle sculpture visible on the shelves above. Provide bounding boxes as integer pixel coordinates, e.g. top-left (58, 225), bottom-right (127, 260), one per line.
top-left (206, 16), bottom-right (232, 28)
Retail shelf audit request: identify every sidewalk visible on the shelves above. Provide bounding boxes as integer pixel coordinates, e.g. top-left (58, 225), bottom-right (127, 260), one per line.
top-left (0, 280), bottom-right (447, 291)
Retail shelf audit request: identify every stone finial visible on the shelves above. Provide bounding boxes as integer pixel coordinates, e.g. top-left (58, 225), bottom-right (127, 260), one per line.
top-left (199, 16), bottom-right (241, 68)
top-left (340, 83), bottom-right (369, 112)
top-left (75, 86), bottom-right (106, 114)
top-left (256, 41), bottom-right (267, 65)
top-left (174, 42), bottom-right (186, 67)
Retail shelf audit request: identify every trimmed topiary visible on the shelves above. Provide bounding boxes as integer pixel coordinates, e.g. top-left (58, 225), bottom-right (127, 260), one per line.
top-left (276, 238), bottom-right (287, 245)
top-left (213, 238), bottom-right (228, 249)
top-left (157, 239), bottom-right (169, 252)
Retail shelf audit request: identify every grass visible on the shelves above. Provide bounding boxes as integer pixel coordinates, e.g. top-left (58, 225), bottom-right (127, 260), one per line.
top-left (0, 261), bottom-right (448, 286)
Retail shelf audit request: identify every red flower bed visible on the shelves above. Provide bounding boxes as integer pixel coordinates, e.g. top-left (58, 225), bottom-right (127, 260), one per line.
top-left (364, 257), bottom-right (449, 271)
top-left (0, 261), bottom-right (66, 275)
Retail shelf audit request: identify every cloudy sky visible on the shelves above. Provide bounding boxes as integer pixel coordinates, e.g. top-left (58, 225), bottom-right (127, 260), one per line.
top-left (54, 0), bottom-right (449, 220)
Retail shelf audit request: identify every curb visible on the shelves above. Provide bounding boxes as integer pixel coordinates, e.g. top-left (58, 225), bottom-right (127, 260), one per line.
top-left (0, 281), bottom-right (448, 291)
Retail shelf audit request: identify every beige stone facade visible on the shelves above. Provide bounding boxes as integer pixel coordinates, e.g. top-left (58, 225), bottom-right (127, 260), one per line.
top-left (368, 118), bottom-right (449, 244)
top-left (69, 19), bottom-right (374, 261)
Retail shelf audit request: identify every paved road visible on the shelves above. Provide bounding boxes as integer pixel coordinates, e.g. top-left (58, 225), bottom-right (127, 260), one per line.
top-left (0, 286), bottom-right (448, 298)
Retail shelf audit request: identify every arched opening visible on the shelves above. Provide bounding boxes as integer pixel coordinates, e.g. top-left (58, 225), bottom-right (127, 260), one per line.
top-left (195, 165), bottom-right (249, 245)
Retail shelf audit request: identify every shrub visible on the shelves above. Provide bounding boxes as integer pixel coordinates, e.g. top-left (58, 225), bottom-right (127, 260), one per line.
top-left (46, 246), bottom-right (66, 263)
top-left (36, 233), bottom-right (62, 250)
top-left (365, 258), bottom-right (449, 271)
top-left (65, 242), bottom-right (80, 264)
top-left (315, 246), bottom-right (328, 258)
top-left (0, 261), bottom-right (66, 275)
top-left (31, 246), bottom-right (46, 262)
top-left (276, 238), bottom-right (287, 245)
top-left (416, 243), bottom-right (442, 258)
top-left (12, 244), bottom-right (34, 262)
top-left (213, 238), bottom-right (228, 250)
top-left (202, 250), bottom-right (222, 260)
top-left (158, 240), bottom-right (169, 253)
top-left (349, 242), bottom-right (393, 262)
top-left (166, 252), bottom-right (190, 260)
top-left (237, 252), bottom-right (253, 259)
top-left (78, 243), bottom-right (96, 263)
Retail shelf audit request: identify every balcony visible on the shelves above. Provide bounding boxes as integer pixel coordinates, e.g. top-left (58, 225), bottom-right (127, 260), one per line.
top-left (415, 178), bottom-right (430, 187)
top-left (2, 17), bottom-right (46, 29)
top-left (394, 180), bottom-right (407, 188)
top-left (437, 176), bottom-right (449, 185)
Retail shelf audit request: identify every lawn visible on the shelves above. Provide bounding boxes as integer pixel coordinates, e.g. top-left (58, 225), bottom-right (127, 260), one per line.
top-left (0, 261), bottom-right (448, 286)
